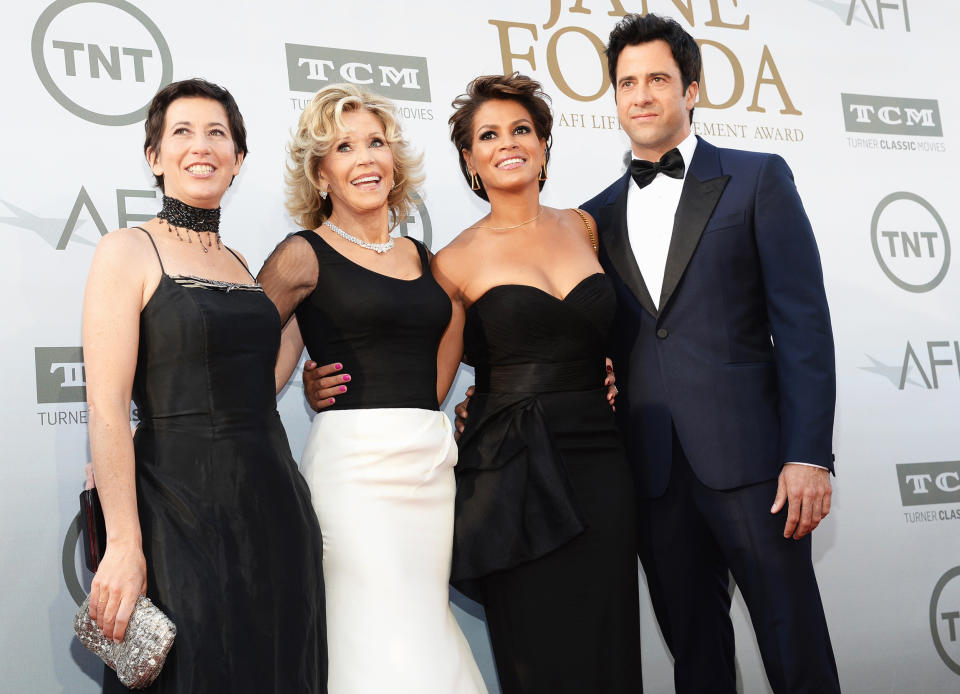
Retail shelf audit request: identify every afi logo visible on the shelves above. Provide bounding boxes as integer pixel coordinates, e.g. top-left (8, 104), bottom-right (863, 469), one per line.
top-left (35, 347), bottom-right (86, 404)
top-left (846, 0), bottom-right (911, 31)
top-left (285, 45), bottom-right (431, 103)
top-left (32, 0), bottom-right (173, 125)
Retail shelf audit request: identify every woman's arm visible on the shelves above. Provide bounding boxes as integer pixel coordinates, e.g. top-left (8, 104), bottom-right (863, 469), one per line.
top-left (431, 248), bottom-right (467, 406)
top-left (82, 230), bottom-right (150, 642)
top-left (274, 315), bottom-right (305, 395)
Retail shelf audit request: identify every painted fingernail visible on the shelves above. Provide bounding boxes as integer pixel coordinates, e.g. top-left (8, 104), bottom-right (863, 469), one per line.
top-left (606, 364), bottom-right (613, 372)
top-left (342, 374), bottom-right (351, 382)
top-left (338, 386), bottom-right (347, 393)
top-left (328, 398), bottom-right (335, 404)
top-left (334, 363), bottom-right (342, 370)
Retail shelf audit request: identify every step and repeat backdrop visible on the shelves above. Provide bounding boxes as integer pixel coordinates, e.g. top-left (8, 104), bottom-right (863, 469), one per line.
top-left (1, 1), bottom-right (957, 691)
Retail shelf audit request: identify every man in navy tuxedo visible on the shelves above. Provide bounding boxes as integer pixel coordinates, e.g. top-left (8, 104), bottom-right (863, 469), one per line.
top-left (580, 13), bottom-right (841, 693)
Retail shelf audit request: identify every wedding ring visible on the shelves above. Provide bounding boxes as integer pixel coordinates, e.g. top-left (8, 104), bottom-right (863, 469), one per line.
top-left (612, 385), bottom-right (620, 395)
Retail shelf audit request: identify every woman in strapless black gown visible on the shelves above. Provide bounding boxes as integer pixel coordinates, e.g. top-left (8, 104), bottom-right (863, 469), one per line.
top-left (433, 74), bottom-right (643, 693)
top-left (83, 79), bottom-right (325, 693)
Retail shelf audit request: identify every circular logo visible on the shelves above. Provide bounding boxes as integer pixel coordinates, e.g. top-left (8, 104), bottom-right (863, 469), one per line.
top-left (930, 565), bottom-right (960, 675)
top-left (62, 512), bottom-right (88, 606)
top-left (396, 191), bottom-right (432, 249)
top-left (871, 192), bottom-right (950, 293)
top-left (32, 0), bottom-right (173, 126)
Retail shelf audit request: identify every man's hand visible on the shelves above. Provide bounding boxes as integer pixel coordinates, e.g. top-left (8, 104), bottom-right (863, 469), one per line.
top-left (604, 357), bottom-right (617, 411)
top-left (771, 464), bottom-right (832, 539)
top-left (302, 361), bottom-right (351, 412)
top-left (453, 385), bottom-right (475, 440)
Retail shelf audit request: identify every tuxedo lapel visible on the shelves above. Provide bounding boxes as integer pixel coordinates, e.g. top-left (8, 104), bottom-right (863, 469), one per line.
top-left (659, 139), bottom-right (730, 314)
top-left (598, 174), bottom-right (657, 317)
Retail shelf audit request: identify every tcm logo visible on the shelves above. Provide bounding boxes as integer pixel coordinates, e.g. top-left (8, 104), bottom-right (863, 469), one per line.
top-left (285, 45), bottom-right (431, 103)
top-left (841, 94), bottom-right (942, 137)
top-left (871, 192), bottom-right (950, 293)
top-left (32, 0), bottom-right (173, 126)
top-left (897, 461), bottom-right (960, 506)
top-left (36, 347), bottom-right (86, 404)
top-left (931, 566), bottom-right (960, 676)
top-left (846, 0), bottom-right (911, 31)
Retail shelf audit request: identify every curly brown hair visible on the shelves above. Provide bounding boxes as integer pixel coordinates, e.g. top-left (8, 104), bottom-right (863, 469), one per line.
top-left (448, 73), bottom-right (553, 201)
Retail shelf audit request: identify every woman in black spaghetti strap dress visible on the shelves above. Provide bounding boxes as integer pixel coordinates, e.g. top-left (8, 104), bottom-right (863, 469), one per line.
top-left (83, 79), bottom-right (325, 693)
top-left (432, 75), bottom-right (643, 693)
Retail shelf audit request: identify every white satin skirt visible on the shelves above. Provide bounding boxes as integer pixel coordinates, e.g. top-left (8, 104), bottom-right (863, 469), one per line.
top-left (301, 408), bottom-right (487, 694)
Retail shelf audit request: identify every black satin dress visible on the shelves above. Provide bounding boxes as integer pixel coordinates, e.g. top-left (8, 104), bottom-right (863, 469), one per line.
top-left (104, 229), bottom-right (326, 693)
top-left (452, 273), bottom-right (642, 694)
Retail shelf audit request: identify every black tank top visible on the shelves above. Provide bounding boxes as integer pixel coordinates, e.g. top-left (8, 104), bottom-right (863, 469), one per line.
top-left (294, 231), bottom-right (451, 411)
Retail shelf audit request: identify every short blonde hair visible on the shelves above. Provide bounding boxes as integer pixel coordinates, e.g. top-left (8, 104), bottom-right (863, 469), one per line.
top-left (286, 83), bottom-right (424, 230)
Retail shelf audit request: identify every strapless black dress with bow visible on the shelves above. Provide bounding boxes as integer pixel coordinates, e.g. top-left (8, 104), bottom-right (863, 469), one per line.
top-left (452, 273), bottom-right (642, 694)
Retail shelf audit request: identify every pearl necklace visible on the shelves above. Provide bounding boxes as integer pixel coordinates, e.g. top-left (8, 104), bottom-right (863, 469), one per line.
top-left (323, 220), bottom-right (394, 254)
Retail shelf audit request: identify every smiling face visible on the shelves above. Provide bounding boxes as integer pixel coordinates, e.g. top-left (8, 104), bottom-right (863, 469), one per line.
top-left (615, 40), bottom-right (698, 161)
top-left (146, 97), bottom-right (244, 209)
top-left (462, 99), bottom-right (546, 197)
top-left (316, 108), bottom-right (395, 218)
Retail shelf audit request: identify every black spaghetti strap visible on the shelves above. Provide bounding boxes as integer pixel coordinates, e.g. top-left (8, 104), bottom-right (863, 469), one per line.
top-left (134, 226), bottom-right (165, 274)
top-left (224, 246), bottom-right (257, 281)
top-left (408, 237), bottom-right (430, 272)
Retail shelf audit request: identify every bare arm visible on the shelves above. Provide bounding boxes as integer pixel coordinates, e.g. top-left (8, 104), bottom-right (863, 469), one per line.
top-left (431, 248), bottom-right (467, 405)
top-left (275, 315), bottom-right (305, 395)
top-left (82, 229), bottom-right (150, 641)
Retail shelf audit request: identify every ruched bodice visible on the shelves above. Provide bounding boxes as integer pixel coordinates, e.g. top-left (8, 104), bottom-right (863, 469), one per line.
top-left (294, 231), bottom-right (451, 410)
top-left (133, 275), bottom-right (279, 421)
top-left (464, 272), bottom-right (615, 372)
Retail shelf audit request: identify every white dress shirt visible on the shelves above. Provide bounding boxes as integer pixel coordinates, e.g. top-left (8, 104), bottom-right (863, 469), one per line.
top-left (626, 131), bottom-right (698, 309)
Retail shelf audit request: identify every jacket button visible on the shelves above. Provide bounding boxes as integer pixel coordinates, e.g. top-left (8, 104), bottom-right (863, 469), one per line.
top-left (656, 328), bottom-right (669, 339)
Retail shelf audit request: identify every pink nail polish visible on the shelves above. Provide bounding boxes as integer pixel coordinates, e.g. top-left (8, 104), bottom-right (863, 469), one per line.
top-left (342, 374), bottom-right (351, 382)
top-left (334, 363), bottom-right (342, 370)
top-left (328, 398), bottom-right (335, 404)
top-left (338, 386), bottom-right (347, 393)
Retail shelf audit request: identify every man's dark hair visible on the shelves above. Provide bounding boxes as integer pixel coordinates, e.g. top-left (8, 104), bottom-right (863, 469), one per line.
top-left (143, 78), bottom-right (248, 191)
top-left (606, 13), bottom-right (701, 122)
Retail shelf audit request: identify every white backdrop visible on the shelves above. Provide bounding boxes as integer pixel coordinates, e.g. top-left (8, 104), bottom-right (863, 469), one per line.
top-left (1, 1), bottom-right (958, 692)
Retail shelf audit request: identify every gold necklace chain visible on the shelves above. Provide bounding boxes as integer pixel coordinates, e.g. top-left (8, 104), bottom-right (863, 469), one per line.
top-left (471, 207), bottom-right (543, 230)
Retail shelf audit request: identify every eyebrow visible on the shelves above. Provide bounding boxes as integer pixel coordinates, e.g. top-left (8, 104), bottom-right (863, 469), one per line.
top-left (169, 120), bottom-right (228, 128)
top-left (476, 118), bottom-right (533, 132)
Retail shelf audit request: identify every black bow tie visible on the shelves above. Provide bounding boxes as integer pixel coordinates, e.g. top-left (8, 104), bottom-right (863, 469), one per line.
top-left (630, 148), bottom-right (685, 189)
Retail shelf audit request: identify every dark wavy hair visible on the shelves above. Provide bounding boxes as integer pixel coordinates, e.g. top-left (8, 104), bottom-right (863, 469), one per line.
top-left (143, 78), bottom-right (248, 191)
top-left (448, 73), bottom-right (553, 201)
top-left (606, 13), bottom-right (701, 123)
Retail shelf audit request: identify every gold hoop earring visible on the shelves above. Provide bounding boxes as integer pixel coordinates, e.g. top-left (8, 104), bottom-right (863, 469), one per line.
top-left (470, 172), bottom-right (481, 191)
top-left (538, 163), bottom-right (548, 182)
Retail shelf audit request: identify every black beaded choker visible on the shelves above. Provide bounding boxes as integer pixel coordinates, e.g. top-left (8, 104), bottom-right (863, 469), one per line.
top-left (156, 195), bottom-right (222, 253)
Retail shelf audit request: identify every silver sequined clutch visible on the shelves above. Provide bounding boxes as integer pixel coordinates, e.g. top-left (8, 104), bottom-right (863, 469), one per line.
top-left (74, 595), bottom-right (176, 689)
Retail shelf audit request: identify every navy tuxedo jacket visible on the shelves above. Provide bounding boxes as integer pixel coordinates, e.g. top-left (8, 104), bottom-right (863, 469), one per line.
top-left (581, 137), bottom-right (836, 496)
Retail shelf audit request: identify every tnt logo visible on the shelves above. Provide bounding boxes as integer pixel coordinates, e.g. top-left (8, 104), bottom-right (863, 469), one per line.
top-left (931, 567), bottom-right (960, 675)
top-left (285, 44), bottom-right (431, 103)
top-left (32, 0), bottom-right (173, 126)
top-left (871, 192), bottom-right (950, 293)
top-left (35, 347), bottom-right (86, 404)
